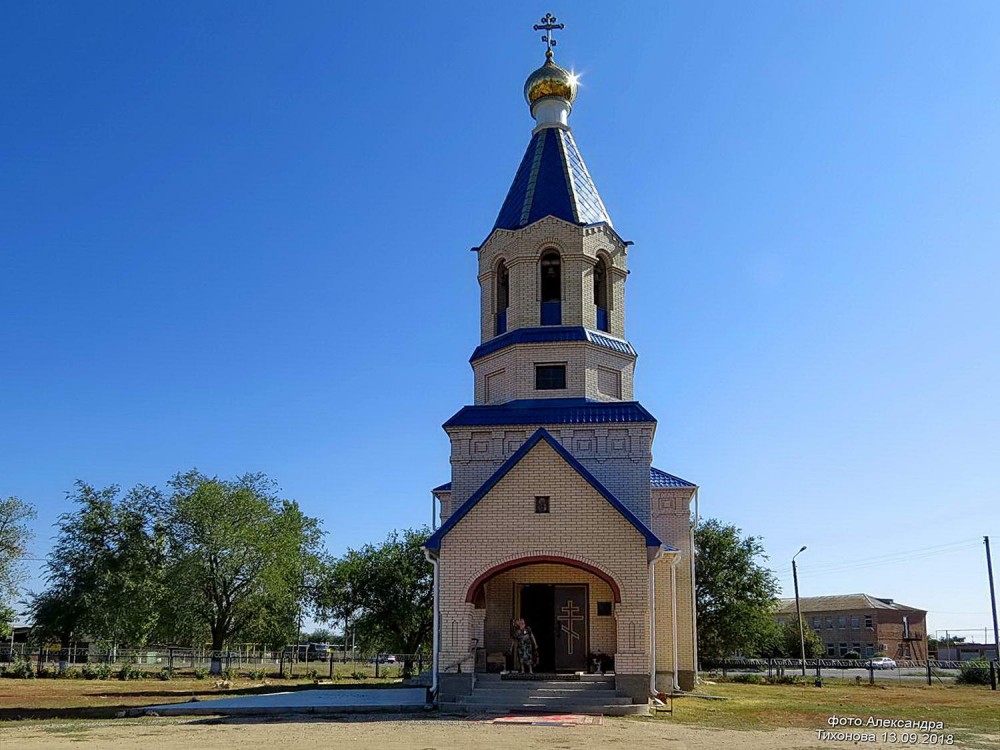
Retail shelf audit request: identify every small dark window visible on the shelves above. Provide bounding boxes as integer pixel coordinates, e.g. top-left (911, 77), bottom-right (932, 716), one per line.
top-left (597, 601), bottom-right (612, 617)
top-left (535, 364), bottom-right (566, 390)
top-left (534, 496), bottom-right (550, 513)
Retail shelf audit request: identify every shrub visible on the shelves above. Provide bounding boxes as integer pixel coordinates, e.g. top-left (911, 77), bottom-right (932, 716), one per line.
top-left (118, 664), bottom-right (143, 681)
top-left (350, 670), bottom-right (366, 680)
top-left (2, 660), bottom-right (36, 679)
top-left (82, 663), bottom-right (114, 680)
top-left (193, 667), bottom-right (208, 679)
top-left (246, 668), bottom-right (267, 680)
top-left (843, 651), bottom-right (861, 661)
top-left (956, 660), bottom-right (992, 686)
top-left (61, 667), bottom-right (82, 679)
top-left (158, 667), bottom-right (174, 681)
top-left (305, 668), bottom-right (320, 680)
top-left (221, 667), bottom-right (237, 680)
top-left (731, 673), bottom-right (764, 684)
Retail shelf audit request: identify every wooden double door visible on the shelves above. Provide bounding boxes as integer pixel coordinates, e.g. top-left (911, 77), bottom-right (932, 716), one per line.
top-left (519, 584), bottom-right (588, 672)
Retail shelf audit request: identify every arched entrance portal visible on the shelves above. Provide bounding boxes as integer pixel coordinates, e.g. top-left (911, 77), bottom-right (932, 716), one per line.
top-left (466, 557), bottom-right (620, 674)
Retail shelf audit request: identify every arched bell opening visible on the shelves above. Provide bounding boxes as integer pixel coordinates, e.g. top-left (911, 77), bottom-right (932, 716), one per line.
top-left (539, 250), bottom-right (562, 325)
top-left (593, 256), bottom-right (609, 332)
top-left (495, 260), bottom-right (510, 335)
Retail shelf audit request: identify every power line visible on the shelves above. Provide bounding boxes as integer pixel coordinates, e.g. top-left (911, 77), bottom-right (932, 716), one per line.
top-left (777, 539), bottom-right (981, 577)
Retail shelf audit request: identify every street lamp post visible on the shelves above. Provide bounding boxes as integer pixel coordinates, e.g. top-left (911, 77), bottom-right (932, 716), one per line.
top-left (793, 546), bottom-right (808, 676)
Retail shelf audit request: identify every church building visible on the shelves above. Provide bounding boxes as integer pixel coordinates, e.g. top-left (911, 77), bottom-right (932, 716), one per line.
top-left (424, 21), bottom-right (699, 707)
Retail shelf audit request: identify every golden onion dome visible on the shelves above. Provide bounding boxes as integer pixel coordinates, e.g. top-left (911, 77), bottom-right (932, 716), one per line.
top-left (523, 52), bottom-right (578, 108)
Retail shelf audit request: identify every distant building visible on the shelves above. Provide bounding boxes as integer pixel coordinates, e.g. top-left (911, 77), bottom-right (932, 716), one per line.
top-left (935, 643), bottom-right (998, 661)
top-left (776, 594), bottom-right (927, 660)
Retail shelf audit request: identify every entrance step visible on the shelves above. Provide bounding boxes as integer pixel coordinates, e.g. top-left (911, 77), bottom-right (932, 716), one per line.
top-left (441, 671), bottom-right (646, 716)
top-left (457, 693), bottom-right (634, 706)
top-left (440, 701), bottom-right (649, 717)
top-left (482, 673), bottom-right (615, 683)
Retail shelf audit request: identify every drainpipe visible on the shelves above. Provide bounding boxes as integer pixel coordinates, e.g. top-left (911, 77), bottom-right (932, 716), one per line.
top-left (648, 546), bottom-right (667, 697)
top-left (423, 549), bottom-right (439, 699)
top-left (670, 552), bottom-right (681, 692)
top-left (690, 487), bottom-right (700, 683)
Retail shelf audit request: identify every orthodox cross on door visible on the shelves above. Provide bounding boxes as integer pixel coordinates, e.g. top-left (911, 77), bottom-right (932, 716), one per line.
top-left (557, 599), bottom-right (584, 654)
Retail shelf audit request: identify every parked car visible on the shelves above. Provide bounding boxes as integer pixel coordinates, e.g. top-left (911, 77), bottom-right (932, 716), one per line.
top-left (870, 657), bottom-right (896, 670)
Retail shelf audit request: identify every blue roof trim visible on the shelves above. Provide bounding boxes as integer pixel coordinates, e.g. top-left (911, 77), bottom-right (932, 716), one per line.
top-left (443, 398), bottom-right (656, 428)
top-left (650, 467), bottom-right (697, 488)
top-left (470, 326), bottom-right (636, 362)
top-left (424, 428), bottom-right (664, 552)
top-left (434, 467), bottom-right (695, 495)
top-left (493, 128), bottom-right (612, 231)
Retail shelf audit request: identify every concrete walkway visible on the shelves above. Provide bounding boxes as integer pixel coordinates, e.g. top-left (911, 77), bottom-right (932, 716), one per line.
top-left (129, 687), bottom-right (430, 717)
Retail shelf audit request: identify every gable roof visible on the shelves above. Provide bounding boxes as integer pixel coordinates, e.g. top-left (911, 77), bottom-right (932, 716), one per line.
top-left (493, 127), bottom-right (611, 231)
top-left (775, 594), bottom-right (926, 614)
top-left (424, 428), bottom-right (665, 552)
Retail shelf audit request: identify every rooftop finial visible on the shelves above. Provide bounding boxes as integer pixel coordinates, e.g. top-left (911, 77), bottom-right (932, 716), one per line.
top-left (533, 13), bottom-right (564, 60)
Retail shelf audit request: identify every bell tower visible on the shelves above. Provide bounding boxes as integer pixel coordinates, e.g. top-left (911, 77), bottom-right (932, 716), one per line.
top-left (425, 16), bottom-right (699, 703)
top-left (471, 33), bottom-right (636, 407)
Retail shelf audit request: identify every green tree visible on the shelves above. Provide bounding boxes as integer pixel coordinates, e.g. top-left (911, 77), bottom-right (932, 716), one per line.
top-left (0, 496), bottom-right (36, 638)
top-left (30, 483), bottom-right (165, 666)
top-left (695, 518), bottom-right (780, 660)
top-left (767, 615), bottom-right (826, 659)
top-left (316, 528), bottom-right (432, 677)
top-left (161, 470), bottom-right (322, 673)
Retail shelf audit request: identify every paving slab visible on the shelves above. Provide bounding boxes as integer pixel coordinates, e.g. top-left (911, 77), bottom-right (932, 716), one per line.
top-left (127, 687), bottom-right (430, 717)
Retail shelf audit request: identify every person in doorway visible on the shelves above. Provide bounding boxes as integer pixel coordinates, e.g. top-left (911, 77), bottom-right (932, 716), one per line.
top-left (514, 618), bottom-right (538, 674)
top-left (508, 618), bottom-right (521, 672)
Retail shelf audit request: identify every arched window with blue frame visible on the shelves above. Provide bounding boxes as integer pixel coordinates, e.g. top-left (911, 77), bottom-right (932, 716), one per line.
top-left (540, 250), bottom-right (561, 325)
top-left (495, 260), bottom-right (509, 335)
top-left (594, 256), bottom-right (609, 332)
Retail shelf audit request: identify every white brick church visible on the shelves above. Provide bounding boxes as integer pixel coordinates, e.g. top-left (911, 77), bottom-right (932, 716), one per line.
top-left (423, 23), bottom-right (699, 706)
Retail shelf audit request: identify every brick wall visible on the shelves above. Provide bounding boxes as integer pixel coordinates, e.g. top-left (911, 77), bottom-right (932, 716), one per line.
top-left (436, 438), bottom-right (651, 675)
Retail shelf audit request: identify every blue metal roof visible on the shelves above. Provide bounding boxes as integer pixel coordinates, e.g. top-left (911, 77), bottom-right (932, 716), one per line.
top-left (433, 467), bottom-right (694, 495)
top-left (650, 467), bottom-right (697, 488)
top-left (424, 428), bottom-right (666, 552)
top-left (470, 326), bottom-right (636, 362)
top-left (493, 127), bottom-right (612, 231)
top-left (443, 398), bottom-right (656, 428)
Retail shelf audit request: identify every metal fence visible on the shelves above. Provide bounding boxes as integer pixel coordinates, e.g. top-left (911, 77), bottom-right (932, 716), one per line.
top-left (700, 657), bottom-right (997, 687)
top-left (0, 645), bottom-right (429, 679)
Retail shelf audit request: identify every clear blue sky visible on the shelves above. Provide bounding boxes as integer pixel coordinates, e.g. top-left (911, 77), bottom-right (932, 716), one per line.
top-left (2, 2), bottom-right (998, 640)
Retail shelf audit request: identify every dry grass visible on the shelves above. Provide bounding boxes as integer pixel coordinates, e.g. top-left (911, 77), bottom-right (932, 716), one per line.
top-left (658, 681), bottom-right (999, 747)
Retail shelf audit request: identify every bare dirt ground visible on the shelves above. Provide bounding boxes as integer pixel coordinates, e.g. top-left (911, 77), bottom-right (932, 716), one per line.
top-left (0, 714), bottom-right (857, 750)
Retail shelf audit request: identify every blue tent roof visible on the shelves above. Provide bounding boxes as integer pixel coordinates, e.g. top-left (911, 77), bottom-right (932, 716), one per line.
top-left (493, 127), bottom-right (612, 231)
top-left (650, 467), bottom-right (697, 488)
top-left (470, 326), bottom-right (636, 363)
top-left (443, 398), bottom-right (656, 428)
top-left (424, 428), bottom-right (665, 552)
